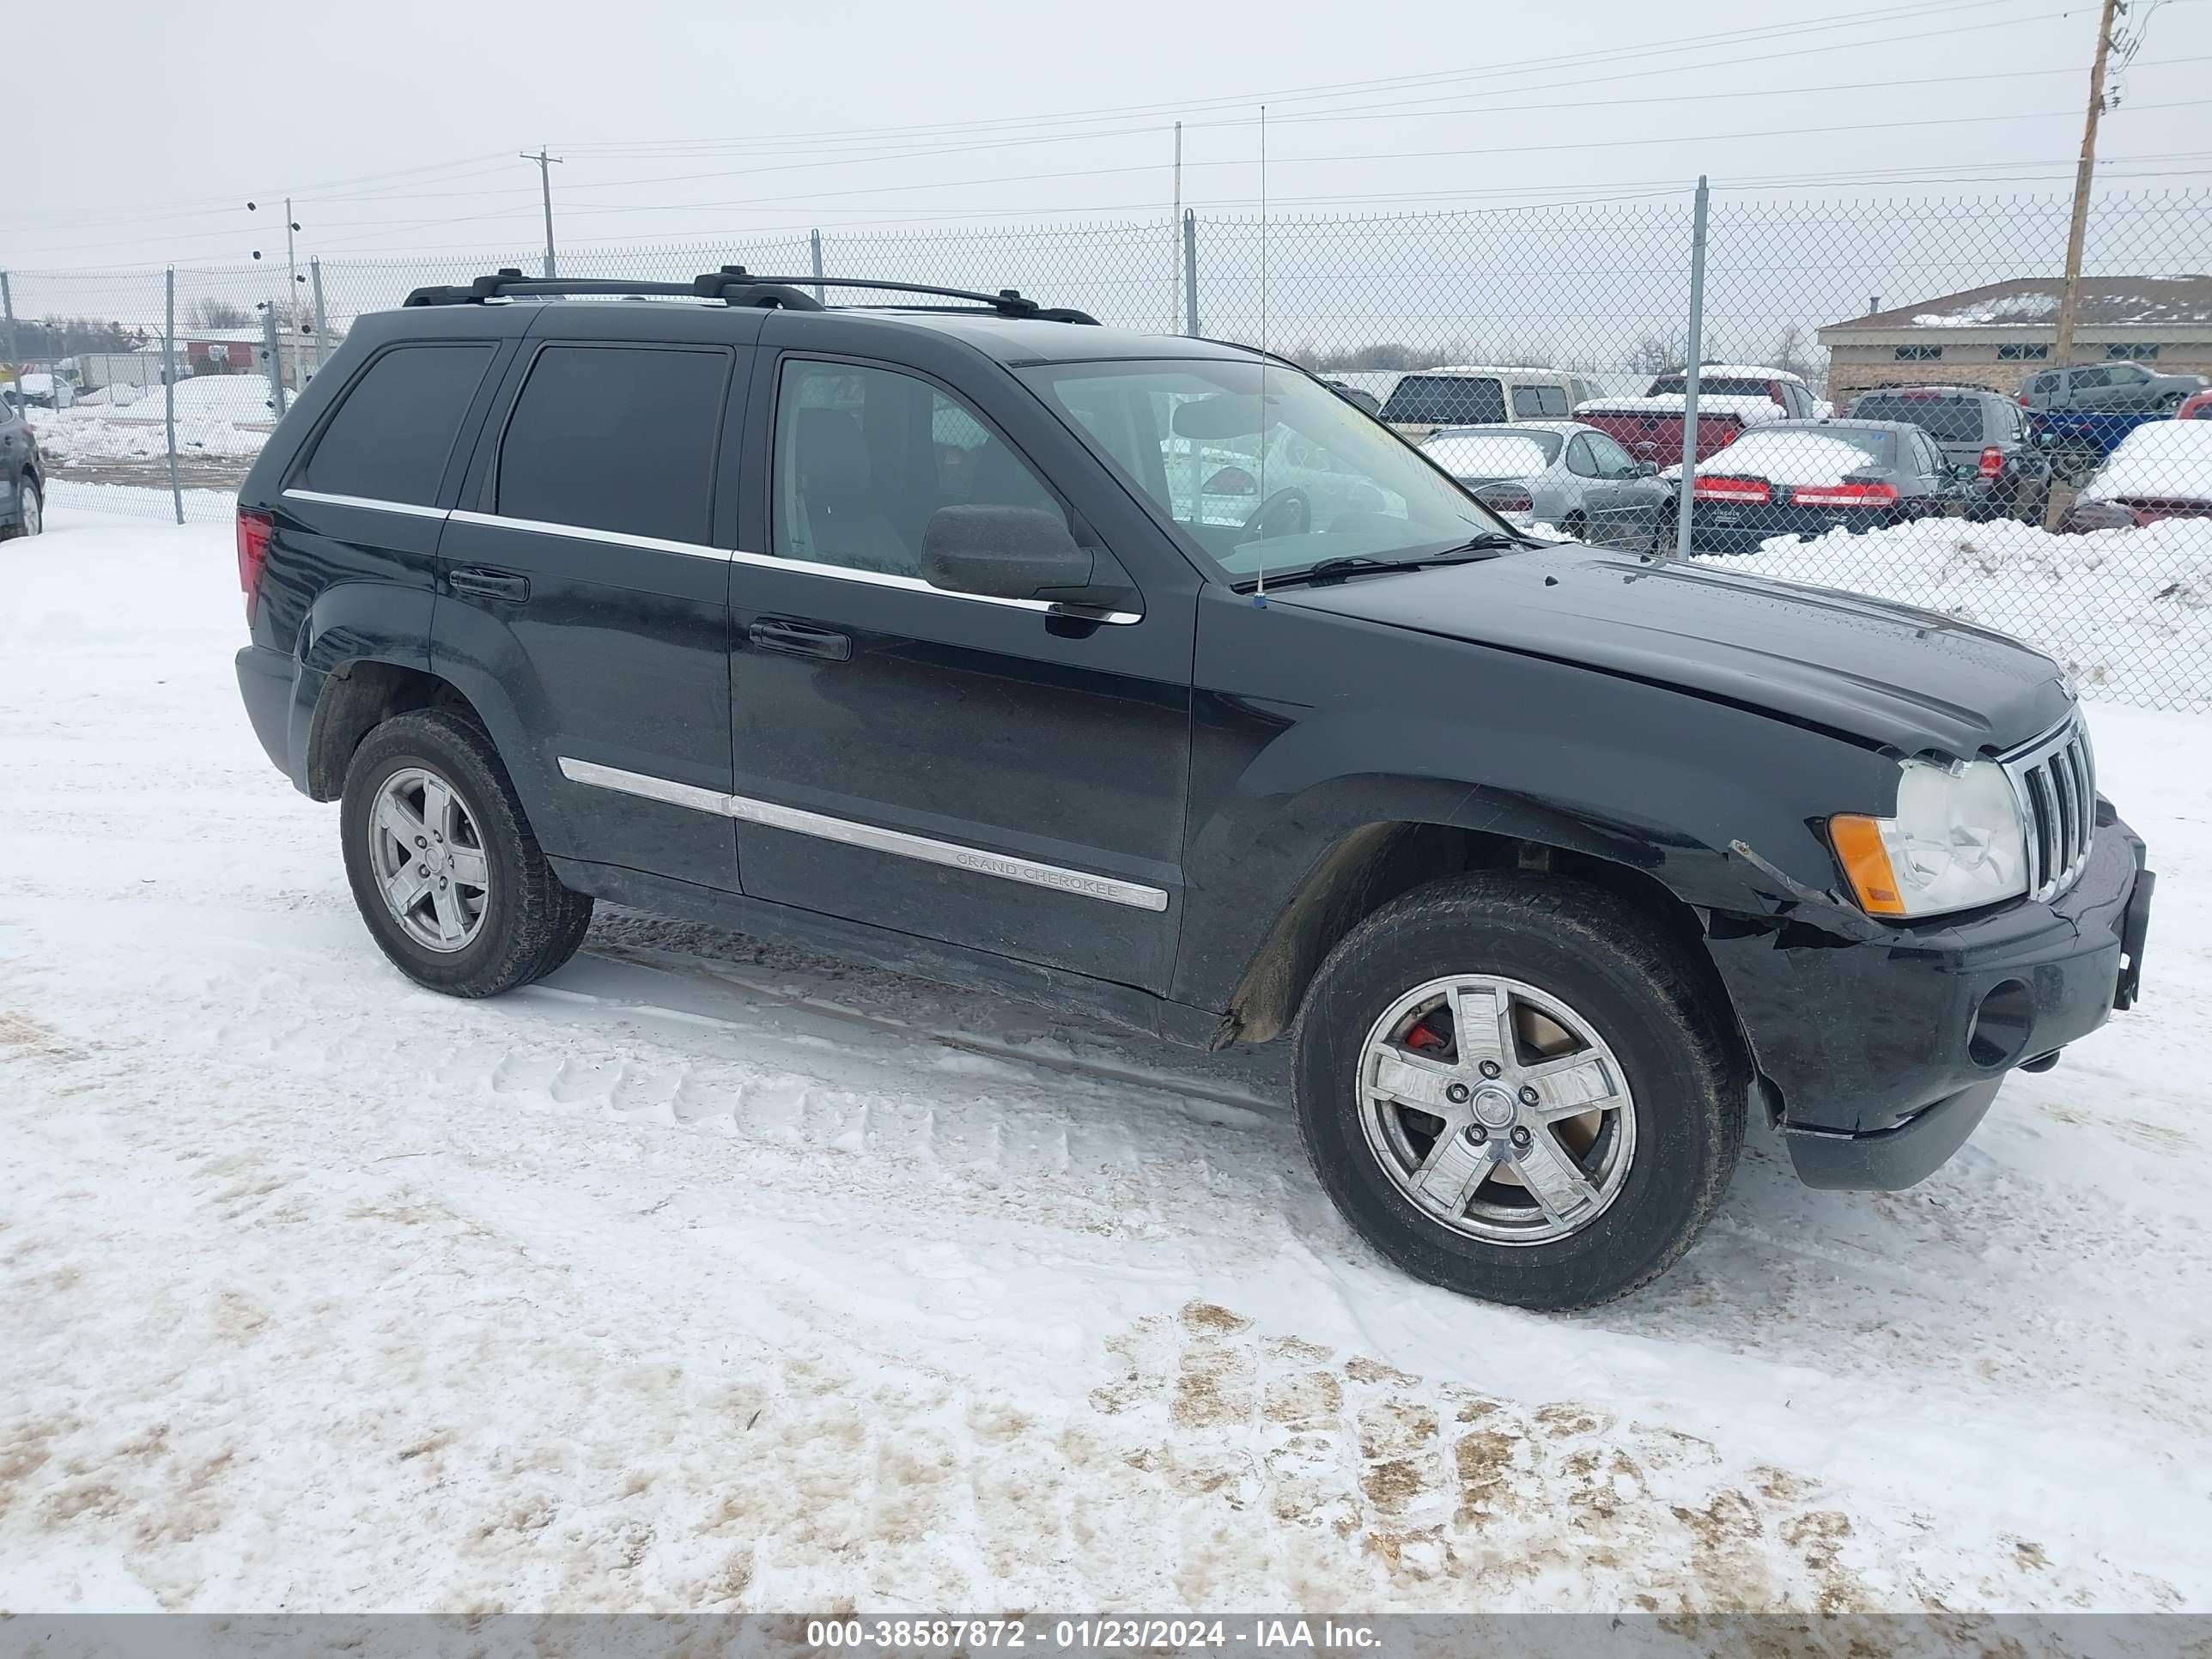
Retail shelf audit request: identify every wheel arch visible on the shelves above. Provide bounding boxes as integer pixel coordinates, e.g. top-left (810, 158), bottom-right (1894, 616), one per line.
top-left (305, 658), bottom-right (489, 802)
top-left (1219, 815), bottom-right (1745, 1062)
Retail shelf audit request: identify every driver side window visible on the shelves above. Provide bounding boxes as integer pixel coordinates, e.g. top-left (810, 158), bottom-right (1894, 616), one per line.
top-left (771, 358), bottom-right (1064, 578)
top-left (1584, 431), bottom-right (1638, 477)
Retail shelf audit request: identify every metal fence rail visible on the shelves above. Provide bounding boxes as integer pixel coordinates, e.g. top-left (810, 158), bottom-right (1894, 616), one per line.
top-left (5, 184), bottom-right (2208, 708)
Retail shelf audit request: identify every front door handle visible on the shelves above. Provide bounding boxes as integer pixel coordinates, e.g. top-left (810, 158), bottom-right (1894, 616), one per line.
top-left (748, 619), bottom-right (852, 662)
top-left (448, 566), bottom-right (531, 603)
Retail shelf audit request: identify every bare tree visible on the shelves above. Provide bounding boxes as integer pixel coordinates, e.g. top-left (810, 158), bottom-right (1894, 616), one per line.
top-left (189, 297), bottom-right (254, 331)
top-left (1627, 333), bottom-right (1687, 380)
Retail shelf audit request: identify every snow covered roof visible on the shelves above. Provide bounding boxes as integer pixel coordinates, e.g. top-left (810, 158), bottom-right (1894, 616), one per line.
top-left (1409, 365), bottom-right (1579, 379)
top-left (1830, 276), bottom-right (2212, 334)
top-left (1654, 364), bottom-right (1809, 386)
top-left (1574, 393), bottom-right (1783, 423)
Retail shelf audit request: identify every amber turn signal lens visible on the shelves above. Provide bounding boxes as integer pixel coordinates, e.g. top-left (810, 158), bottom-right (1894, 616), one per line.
top-left (1828, 815), bottom-right (1907, 916)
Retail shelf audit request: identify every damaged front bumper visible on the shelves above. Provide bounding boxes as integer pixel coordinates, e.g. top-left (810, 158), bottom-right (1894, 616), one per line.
top-left (1705, 806), bottom-right (2152, 1191)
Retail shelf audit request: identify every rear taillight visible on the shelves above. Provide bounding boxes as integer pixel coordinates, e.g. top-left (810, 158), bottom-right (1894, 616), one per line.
top-left (1693, 476), bottom-right (1771, 503)
top-left (237, 507), bottom-right (274, 621)
top-left (1790, 482), bottom-right (1899, 507)
top-left (1978, 447), bottom-right (2005, 479)
top-left (1479, 487), bottom-right (1533, 514)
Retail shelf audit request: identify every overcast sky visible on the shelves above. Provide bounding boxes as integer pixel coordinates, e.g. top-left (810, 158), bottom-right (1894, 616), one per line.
top-left (9, 0), bottom-right (2210, 274)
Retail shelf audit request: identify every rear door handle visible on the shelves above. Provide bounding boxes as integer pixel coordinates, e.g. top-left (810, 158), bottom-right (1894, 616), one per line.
top-left (448, 566), bottom-right (531, 603)
top-left (747, 619), bottom-right (852, 662)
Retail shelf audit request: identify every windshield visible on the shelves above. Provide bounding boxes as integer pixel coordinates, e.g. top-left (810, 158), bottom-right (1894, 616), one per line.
top-left (1421, 428), bottom-right (1562, 477)
top-left (1020, 358), bottom-right (1507, 583)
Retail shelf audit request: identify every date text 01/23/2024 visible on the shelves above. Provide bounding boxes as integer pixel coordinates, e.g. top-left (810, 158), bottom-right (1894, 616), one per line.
top-left (803, 1618), bottom-right (1382, 1650)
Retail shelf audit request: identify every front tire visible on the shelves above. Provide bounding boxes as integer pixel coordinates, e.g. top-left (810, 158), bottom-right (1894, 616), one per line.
top-left (1292, 873), bottom-right (1743, 1310)
top-left (2, 475), bottom-right (40, 540)
top-left (340, 709), bottom-right (592, 997)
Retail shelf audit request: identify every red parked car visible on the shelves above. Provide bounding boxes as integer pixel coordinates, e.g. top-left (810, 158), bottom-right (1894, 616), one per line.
top-left (2177, 388), bottom-right (2212, 421)
top-left (1571, 393), bottom-right (1781, 466)
top-left (2060, 419), bottom-right (2212, 531)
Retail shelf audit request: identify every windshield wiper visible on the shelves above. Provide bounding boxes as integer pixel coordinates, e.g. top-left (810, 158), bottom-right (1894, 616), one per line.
top-left (1237, 537), bottom-right (1520, 592)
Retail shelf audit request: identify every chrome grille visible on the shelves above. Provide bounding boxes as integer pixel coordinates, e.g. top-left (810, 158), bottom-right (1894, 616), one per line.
top-left (2002, 715), bottom-right (2096, 902)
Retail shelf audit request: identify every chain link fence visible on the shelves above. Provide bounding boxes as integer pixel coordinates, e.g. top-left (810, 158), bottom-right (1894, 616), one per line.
top-left (5, 185), bottom-right (2207, 708)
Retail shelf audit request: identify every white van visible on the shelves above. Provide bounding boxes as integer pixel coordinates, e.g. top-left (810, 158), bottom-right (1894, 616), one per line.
top-left (1379, 366), bottom-right (1601, 440)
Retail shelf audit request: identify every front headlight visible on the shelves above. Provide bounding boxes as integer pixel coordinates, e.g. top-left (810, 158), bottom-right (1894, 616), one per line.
top-left (1828, 758), bottom-right (2029, 919)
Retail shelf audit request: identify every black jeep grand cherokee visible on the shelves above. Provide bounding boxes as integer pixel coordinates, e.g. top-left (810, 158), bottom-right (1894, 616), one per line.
top-left (234, 270), bottom-right (2154, 1310)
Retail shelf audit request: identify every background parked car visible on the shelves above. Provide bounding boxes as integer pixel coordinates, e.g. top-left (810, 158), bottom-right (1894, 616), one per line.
top-left (1, 393), bottom-right (43, 539)
top-left (2177, 388), bottom-right (2212, 421)
top-left (1683, 419), bottom-right (1972, 555)
top-left (1647, 363), bottom-right (1825, 420)
top-left (1572, 392), bottom-right (1781, 467)
top-left (2059, 419), bottom-right (2212, 532)
top-left (1847, 385), bottom-right (2051, 522)
top-left (1380, 367), bottom-right (1601, 440)
top-left (2020, 361), bottom-right (2211, 483)
top-left (1419, 421), bottom-right (1670, 548)
top-left (2020, 360), bottom-right (2208, 416)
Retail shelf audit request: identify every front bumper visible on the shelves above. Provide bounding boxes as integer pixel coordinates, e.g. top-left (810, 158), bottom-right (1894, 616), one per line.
top-left (1706, 807), bottom-right (2151, 1189)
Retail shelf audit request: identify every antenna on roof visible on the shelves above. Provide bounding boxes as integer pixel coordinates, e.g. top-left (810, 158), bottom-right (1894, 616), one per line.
top-left (1254, 103), bottom-right (1270, 604)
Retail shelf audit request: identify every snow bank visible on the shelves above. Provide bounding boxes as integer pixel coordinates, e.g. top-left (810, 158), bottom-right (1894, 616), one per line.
top-left (29, 409), bottom-right (265, 463)
top-left (1708, 515), bottom-right (2212, 708)
top-left (2080, 419), bottom-right (2212, 502)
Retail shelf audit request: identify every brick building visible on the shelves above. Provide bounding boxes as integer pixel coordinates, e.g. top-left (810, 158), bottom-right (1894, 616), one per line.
top-left (1817, 276), bottom-right (2212, 406)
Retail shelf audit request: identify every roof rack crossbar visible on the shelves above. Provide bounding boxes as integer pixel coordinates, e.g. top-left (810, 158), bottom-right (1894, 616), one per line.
top-left (401, 265), bottom-right (1096, 324)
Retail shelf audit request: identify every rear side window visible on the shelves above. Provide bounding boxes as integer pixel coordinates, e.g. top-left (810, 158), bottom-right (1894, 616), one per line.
top-left (496, 344), bottom-right (729, 544)
top-left (301, 343), bottom-right (495, 506)
top-left (1382, 375), bottom-right (1506, 425)
top-left (1511, 385), bottom-right (1570, 417)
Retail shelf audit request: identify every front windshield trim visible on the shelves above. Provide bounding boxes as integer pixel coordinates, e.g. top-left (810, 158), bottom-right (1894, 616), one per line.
top-left (1016, 356), bottom-right (1520, 586)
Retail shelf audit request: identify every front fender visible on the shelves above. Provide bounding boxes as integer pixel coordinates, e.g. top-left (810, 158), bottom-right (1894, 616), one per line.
top-left (1172, 591), bottom-right (1899, 1015)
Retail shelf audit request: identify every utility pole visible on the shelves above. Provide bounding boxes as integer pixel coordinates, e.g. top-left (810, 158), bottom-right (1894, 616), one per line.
top-left (522, 148), bottom-right (564, 278)
top-left (1172, 121), bottom-right (1182, 335)
top-left (2053, 0), bottom-right (2122, 368)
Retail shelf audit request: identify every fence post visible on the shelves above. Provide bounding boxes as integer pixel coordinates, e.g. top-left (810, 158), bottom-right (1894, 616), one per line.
top-left (0, 271), bottom-right (18, 405)
top-left (1182, 210), bottom-right (1200, 336)
top-left (1670, 175), bottom-right (1711, 563)
top-left (164, 269), bottom-right (184, 526)
top-left (261, 307), bottom-right (287, 420)
top-left (810, 229), bottom-right (825, 303)
top-left (311, 258), bottom-right (330, 375)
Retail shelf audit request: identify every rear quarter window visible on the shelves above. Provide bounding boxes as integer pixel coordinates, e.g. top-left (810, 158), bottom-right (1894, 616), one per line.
top-left (495, 343), bottom-right (731, 544)
top-left (300, 343), bottom-right (497, 506)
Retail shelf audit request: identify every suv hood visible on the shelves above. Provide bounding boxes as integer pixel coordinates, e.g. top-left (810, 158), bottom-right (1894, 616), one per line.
top-left (1267, 544), bottom-right (2072, 755)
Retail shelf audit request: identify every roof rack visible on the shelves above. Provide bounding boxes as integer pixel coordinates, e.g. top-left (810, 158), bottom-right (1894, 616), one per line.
top-left (403, 265), bottom-right (1097, 323)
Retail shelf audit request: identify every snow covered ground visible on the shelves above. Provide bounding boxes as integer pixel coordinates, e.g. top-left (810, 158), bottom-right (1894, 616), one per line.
top-left (4, 511), bottom-right (2210, 1615)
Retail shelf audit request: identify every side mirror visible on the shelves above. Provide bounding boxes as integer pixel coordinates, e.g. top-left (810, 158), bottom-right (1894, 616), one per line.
top-left (1631, 460), bottom-right (1659, 477)
top-left (922, 504), bottom-right (1135, 612)
top-left (1954, 463), bottom-right (1979, 482)
top-left (2036, 429), bottom-right (2059, 448)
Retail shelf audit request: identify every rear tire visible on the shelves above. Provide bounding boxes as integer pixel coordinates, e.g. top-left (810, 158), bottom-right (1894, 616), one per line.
top-left (340, 708), bottom-right (592, 998)
top-left (1291, 873), bottom-right (1744, 1310)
